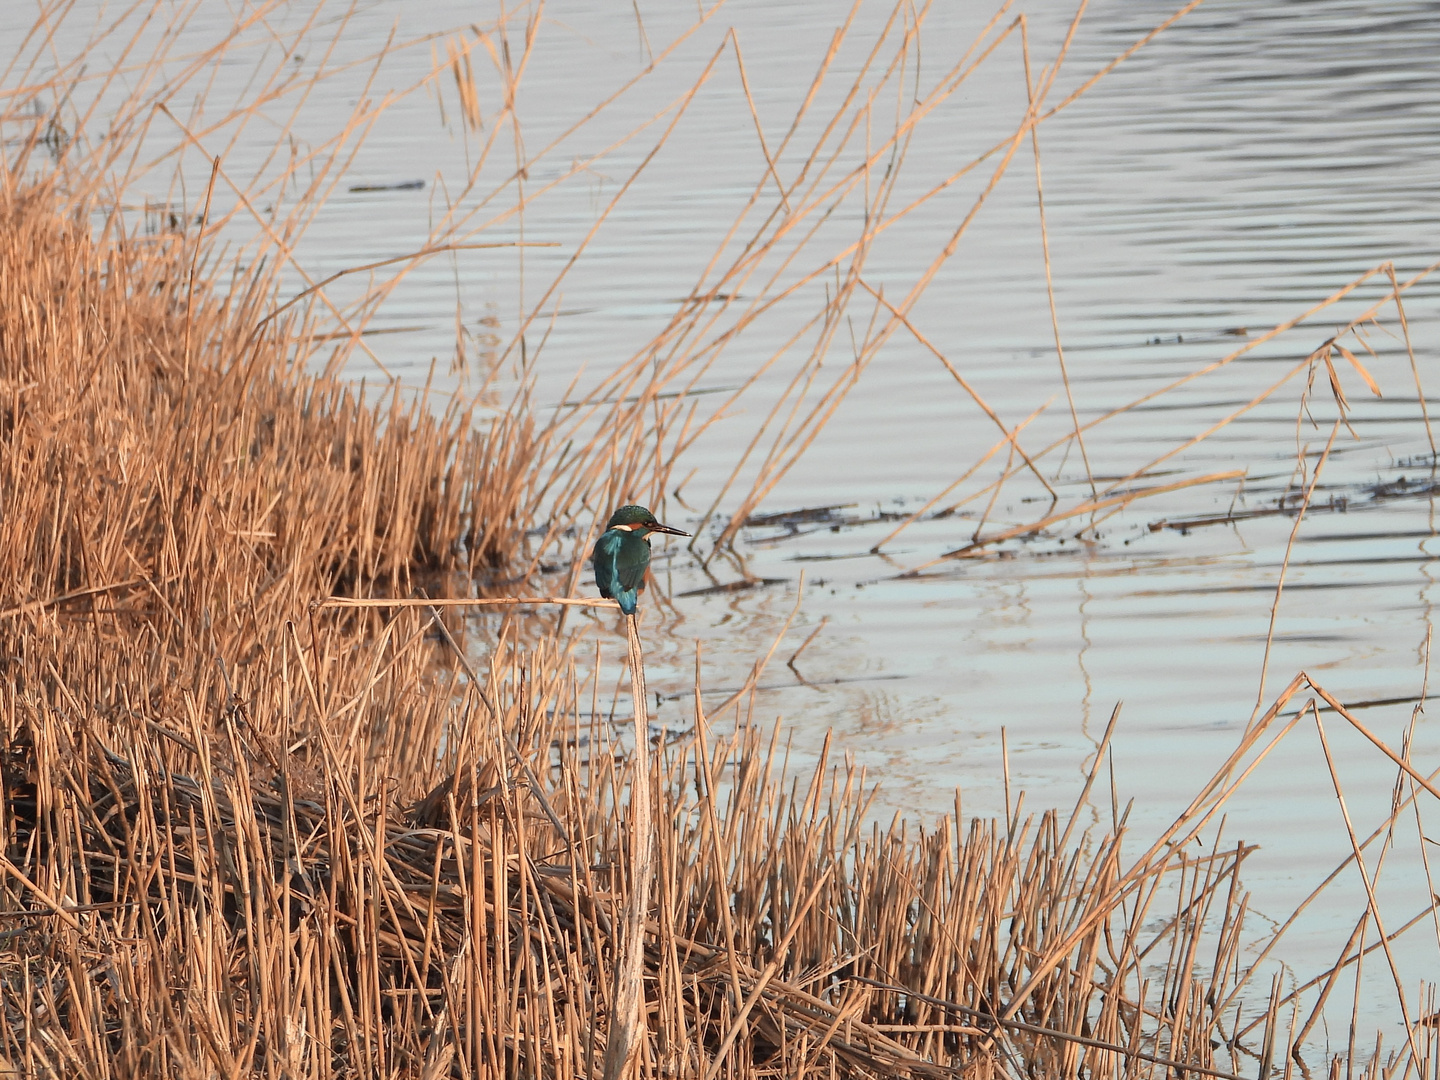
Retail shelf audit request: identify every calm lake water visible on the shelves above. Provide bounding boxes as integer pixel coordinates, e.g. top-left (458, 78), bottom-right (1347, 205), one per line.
top-left (9, 0), bottom-right (1440, 1043)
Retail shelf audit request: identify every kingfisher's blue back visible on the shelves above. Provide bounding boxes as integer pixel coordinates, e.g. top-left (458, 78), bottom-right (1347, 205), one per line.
top-left (593, 528), bottom-right (649, 615)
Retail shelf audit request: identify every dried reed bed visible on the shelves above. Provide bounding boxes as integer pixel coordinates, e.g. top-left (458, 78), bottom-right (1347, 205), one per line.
top-left (0, 176), bottom-right (1424, 1079)
top-left (1, 3), bottom-right (1436, 1078)
top-left (0, 166), bottom-right (1298, 1079)
top-left (0, 683), bottom-right (1271, 1080)
top-left (0, 178), bottom-right (543, 600)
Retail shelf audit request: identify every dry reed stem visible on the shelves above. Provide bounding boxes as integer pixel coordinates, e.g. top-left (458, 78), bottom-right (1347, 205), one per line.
top-left (1313, 716), bottom-right (1423, 1062)
top-left (1020, 8), bottom-right (1094, 499)
top-left (856, 279), bottom-right (1056, 502)
top-left (323, 597), bottom-right (622, 610)
top-left (905, 470), bottom-right (1247, 572)
top-left (601, 614), bottom-right (656, 1080)
top-left (1251, 420), bottom-right (1341, 722)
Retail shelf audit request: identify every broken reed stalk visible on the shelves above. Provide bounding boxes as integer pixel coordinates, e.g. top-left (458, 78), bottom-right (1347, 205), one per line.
top-left (603, 613), bottom-right (655, 1080)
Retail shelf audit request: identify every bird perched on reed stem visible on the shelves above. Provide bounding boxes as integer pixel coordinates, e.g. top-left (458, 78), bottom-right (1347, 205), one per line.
top-left (593, 505), bottom-right (689, 615)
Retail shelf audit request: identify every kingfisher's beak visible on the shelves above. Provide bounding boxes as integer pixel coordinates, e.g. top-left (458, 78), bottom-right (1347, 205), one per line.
top-left (649, 522), bottom-right (690, 538)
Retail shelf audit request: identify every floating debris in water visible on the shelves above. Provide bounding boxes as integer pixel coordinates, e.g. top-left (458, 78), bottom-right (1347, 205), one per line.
top-left (678, 577), bottom-right (787, 598)
top-left (347, 179), bottom-right (425, 192)
top-left (745, 503), bottom-right (856, 528)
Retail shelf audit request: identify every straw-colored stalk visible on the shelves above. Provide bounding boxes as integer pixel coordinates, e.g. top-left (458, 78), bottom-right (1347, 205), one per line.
top-left (601, 614), bottom-right (656, 1080)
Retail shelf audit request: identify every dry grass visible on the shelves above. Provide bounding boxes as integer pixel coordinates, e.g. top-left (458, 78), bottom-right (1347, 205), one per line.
top-left (0, 86), bottom-right (1262, 1080)
top-left (1, 2), bottom-right (1438, 1078)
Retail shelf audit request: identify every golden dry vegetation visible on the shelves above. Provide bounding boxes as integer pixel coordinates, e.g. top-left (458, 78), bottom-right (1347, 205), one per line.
top-left (1, 2), bottom-right (1437, 1078)
top-left (0, 175), bottom-right (1284, 1078)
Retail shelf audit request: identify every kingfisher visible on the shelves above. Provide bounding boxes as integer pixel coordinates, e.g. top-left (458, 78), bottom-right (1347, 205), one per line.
top-left (593, 505), bottom-right (689, 615)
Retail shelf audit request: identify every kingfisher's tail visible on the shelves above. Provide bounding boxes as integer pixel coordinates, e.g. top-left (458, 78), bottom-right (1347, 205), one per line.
top-left (617, 588), bottom-right (639, 616)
